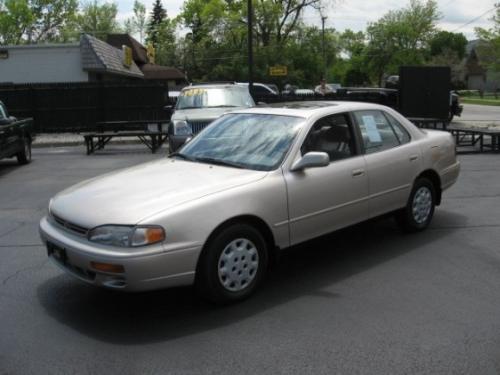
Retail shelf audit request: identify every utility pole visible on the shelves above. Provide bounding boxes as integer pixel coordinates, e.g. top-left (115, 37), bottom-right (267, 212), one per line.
top-left (321, 15), bottom-right (327, 79)
top-left (247, 0), bottom-right (254, 90)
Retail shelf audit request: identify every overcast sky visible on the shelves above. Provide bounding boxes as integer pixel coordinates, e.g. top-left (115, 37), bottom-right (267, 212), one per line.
top-left (116, 0), bottom-right (497, 40)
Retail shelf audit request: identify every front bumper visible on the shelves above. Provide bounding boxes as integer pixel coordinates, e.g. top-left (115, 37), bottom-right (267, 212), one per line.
top-left (39, 216), bottom-right (200, 292)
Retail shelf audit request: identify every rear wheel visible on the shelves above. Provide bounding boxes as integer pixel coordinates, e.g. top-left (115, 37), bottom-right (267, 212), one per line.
top-left (396, 177), bottom-right (436, 232)
top-left (16, 138), bottom-right (31, 165)
top-left (196, 223), bottom-right (268, 304)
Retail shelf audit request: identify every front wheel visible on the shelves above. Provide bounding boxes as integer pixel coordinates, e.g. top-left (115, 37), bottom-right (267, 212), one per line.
top-left (16, 138), bottom-right (32, 165)
top-left (396, 177), bottom-right (436, 232)
top-left (196, 224), bottom-right (268, 304)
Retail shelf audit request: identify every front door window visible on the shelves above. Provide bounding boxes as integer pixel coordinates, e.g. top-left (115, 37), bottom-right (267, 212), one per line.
top-left (301, 114), bottom-right (356, 161)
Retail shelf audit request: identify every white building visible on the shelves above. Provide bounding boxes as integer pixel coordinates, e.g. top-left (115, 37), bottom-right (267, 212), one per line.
top-left (0, 34), bottom-right (144, 84)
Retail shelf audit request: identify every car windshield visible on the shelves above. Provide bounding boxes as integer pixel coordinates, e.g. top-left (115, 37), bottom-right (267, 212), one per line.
top-left (176, 87), bottom-right (255, 110)
top-left (173, 113), bottom-right (304, 171)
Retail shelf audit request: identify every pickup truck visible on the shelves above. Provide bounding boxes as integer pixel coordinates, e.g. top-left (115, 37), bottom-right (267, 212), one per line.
top-left (0, 101), bottom-right (34, 165)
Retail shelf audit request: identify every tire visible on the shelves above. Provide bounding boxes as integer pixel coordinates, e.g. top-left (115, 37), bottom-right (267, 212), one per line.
top-left (396, 177), bottom-right (436, 232)
top-left (196, 223), bottom-right (269, 304)
top-left (168, 138), bottom-right (177, 154)
top-left (16, 138), bottom-right (31, 165)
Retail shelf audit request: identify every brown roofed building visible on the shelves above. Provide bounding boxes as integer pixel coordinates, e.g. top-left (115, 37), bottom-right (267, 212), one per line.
top-left (107, 34), bottom-right (188, 90)
top-left (81, 34), bottom-right (144, 81)
top-left (106, 34), bottom-right (149, 65)
top-left (0, 34), bottom-right (145, 84)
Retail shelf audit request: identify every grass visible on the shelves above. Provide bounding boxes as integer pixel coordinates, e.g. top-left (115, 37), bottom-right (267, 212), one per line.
top-left (461, 97), bottom-right (500, 106)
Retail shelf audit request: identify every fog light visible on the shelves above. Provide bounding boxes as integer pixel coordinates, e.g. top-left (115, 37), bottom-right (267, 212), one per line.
top-left (90, 261), bottom-right (125, 274)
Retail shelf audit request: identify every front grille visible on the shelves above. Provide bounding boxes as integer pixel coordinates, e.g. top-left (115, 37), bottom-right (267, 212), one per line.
top-left (189, 120), bottom-right (212, 134)
top-left (52, 214), bottom-right (89, 236)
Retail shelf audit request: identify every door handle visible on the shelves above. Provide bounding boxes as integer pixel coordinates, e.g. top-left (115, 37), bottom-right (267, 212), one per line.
top-left (352, 169), bottom-right (365, 177)
top-left (409, 154), bottom-right (419, 161)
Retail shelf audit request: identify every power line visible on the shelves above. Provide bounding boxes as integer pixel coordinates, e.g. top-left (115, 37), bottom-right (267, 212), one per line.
top-left (451, 7), bottom-right (496, 32)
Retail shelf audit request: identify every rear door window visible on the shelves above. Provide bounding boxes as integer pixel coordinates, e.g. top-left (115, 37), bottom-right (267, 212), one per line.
top-left (353, 110), bottom-right (400, 154)
top-left (383, 112), bottom-right (411, 144)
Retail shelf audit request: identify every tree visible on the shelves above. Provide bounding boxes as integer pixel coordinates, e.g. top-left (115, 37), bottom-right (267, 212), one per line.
top-left (154, 18), bottom-right (177, 66)
top-left (0, 0), bottom-right (78, 44)
top-left (429, 30), bottom-right (467, 59)
top-left (475, 3), bottom-right (500, 72)
top-left (75, 1), bottom-right (121, 40)
top-left (365, 0), bottom-right (440, 85)
top-left (176, 0), bottom-right (337, 83)
top-left (333, 29), bottom-right (370, 86)
top-left (146, 0), bottom-right (166, 47)
top-left (124, 0), bottom-right (147, 43)
top-left (426, 30), bottom-right (467, 88)
top-left (338, 29), bottom-right (365, 58)
top-left (251, 0), bottom-right (325, 47)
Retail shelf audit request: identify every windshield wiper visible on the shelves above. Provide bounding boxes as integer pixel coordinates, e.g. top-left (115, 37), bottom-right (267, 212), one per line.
top-left (206, 105), bottom-right (239, 108)
top-left (169, 152), bottom-right (195, 161)
top-left (177, 106), bottom-right (201, 110)
top-left (194, 157), bottom-right (245, 169)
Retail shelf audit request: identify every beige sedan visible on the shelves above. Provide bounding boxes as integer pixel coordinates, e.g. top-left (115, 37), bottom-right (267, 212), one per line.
top-left (39, 102), bottom-right (460, 303)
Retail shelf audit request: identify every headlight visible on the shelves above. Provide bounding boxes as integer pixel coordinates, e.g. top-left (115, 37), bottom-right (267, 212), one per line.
top-left (173, 120), bottom-right (192, 136)
top-left (88, 225), bottom-right (165, 247)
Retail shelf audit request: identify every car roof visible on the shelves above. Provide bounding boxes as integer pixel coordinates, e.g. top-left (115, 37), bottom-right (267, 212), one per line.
top-left (230, 101), bottom-right (391, 118)
top-left (236, 82), bottom-right (268, 87)
top-left (182, 83), bottom-right (243, 90)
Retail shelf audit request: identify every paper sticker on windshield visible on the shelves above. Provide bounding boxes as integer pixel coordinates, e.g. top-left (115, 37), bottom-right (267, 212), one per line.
top-left (182, 88), bottom-right (206, 97)
top-left (362, 115), bottom-right (382, 142)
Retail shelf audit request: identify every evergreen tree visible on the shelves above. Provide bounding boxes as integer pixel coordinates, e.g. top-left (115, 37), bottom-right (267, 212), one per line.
top-left (146, 0), bottom-right (166, 47)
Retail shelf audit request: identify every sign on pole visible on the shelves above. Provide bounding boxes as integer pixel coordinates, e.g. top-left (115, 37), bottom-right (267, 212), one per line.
top-left (122, 45), bottom-right (133, 68)
top-left (269, 65), bottom-right (287, 76)
top-left (147, 44), bottom-right (156, 64)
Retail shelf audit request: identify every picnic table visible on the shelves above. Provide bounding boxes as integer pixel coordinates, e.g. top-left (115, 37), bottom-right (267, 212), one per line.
top-left (84, 120), bottom-right (169, 155)
top-left (448, 125), bottom-right (500, 153)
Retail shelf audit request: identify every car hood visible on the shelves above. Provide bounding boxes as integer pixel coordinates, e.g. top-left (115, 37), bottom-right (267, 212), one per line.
top-left (50, 158), bottom-right (267, 229)
top-left (171, 107), bottom-right (250, 121)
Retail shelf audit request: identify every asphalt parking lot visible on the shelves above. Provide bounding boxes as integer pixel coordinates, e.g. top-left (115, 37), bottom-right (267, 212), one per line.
top-left (1, 145), bottom-right (500, 374)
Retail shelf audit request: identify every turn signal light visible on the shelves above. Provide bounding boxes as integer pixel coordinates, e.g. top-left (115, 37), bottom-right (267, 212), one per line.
top-left (145, 228), bottom-right (165, 243)
top-left (130, 226), bottom-right (166, 246)
top-left (90, 261), bottom-right (125, 274)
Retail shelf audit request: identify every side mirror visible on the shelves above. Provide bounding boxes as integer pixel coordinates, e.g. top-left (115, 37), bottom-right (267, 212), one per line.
top-left (9, 116), bottom-right (17, 122)
top-left (291, 152), bottom-right (330, 172)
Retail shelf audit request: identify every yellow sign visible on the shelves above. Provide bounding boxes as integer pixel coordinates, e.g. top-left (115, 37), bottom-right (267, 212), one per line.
top-left (147, 44), bottom-right (156, 64)
top-left (182, 88), bottom-right (207, 97)
top-left (269, 65), bottom-right (287, 76)
top-left (122, 45), bottom-right (133, 68)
